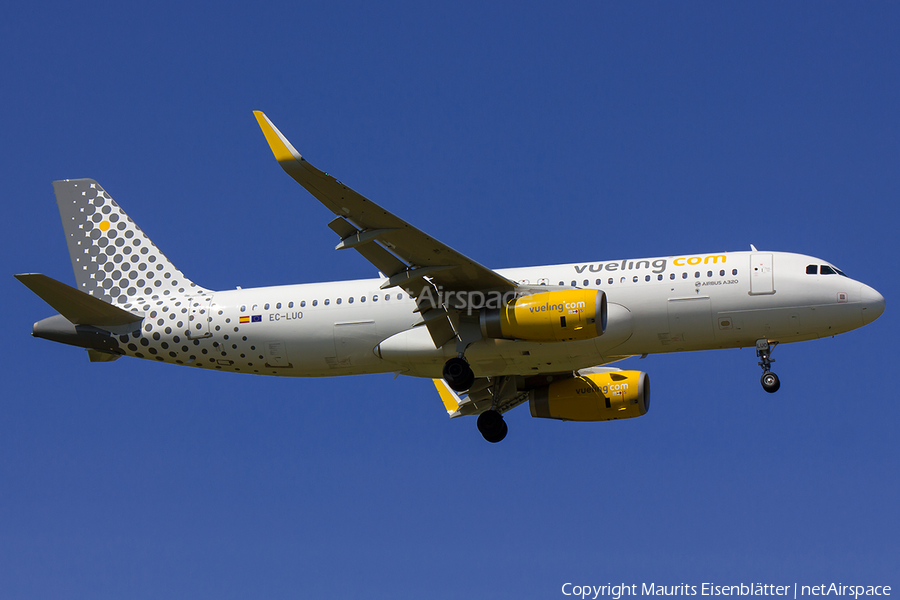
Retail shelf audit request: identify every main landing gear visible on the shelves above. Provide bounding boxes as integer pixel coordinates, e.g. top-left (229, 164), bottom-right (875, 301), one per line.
top-left (442, 356), bottom-right (474, 392)
top-left (442, 356), bottom-right (508, 443)
top-left (756, 339), bottom-right (780, 393)
top-left (477, 410), bottom-right (508, 443)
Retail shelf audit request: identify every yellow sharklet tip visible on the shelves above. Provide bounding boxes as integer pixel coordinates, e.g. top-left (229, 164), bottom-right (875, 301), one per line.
top-left (433, 379), bottom-right (460, 413)
top-left (253, 111), bottom-right (300, 163)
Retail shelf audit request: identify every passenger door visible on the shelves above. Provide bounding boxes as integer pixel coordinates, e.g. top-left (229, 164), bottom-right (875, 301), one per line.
top-left (750, 254), bottom-right (775, 295)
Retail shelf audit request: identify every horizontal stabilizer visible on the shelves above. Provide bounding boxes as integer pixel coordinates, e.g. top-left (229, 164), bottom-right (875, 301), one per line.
top-left (15, 273), bottom-right (143, 327)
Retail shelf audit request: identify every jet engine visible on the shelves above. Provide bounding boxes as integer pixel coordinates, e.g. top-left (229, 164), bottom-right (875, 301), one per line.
top-left (479, 290), bottom-right (607, 342)
top-left (529, 371), bottom-right (649, 421)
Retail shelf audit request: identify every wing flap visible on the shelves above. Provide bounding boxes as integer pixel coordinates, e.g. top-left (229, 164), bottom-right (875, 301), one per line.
top-left (328, 216), bottom-right (408, 276)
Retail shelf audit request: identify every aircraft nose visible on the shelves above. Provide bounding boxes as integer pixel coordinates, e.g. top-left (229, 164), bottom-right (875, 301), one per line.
top-left (860, 284), bottom-right (885, 325)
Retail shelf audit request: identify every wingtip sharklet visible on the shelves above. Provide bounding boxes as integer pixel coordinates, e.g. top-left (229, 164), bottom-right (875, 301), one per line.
top-left (253, 111), bottom-right (303, 163)
top-left (433, 379), bottom-right (461, 416)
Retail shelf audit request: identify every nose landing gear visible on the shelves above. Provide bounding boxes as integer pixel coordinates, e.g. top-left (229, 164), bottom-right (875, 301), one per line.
top-left (761, 371), bottom-right (780, 393)
top-left (756, 339), bottom-right (780, 393)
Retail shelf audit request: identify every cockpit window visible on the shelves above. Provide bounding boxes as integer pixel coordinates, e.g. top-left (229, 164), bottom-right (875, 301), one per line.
top-left (808, 264), bottom-right (848, 277)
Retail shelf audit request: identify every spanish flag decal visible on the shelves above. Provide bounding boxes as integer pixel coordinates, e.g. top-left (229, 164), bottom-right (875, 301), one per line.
top-left (239, 316), bottom-right (250, 324)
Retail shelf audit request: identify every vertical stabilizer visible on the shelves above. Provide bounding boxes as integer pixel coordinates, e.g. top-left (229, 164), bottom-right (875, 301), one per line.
top-left (53, 179), bottom-right (207, 304)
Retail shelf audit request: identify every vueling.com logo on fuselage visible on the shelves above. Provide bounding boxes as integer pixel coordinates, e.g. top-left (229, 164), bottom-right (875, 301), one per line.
top-left (529, 301), bottom-right (586, 313)
top-left (573, 254), bottom-right (728, 275)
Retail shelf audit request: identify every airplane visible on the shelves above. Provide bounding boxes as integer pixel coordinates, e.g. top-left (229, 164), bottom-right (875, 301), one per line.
top-left (15, 112), bottom-right (885, 443)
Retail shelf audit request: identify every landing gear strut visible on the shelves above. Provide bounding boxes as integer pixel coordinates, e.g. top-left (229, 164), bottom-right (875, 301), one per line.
top-left (756, 339), bottom-right (780, 393)
top-left (477, 410), bottom-right (508, 443)
top-left (443, 356), bottom-right (474, 392)
top-left (443, 353), bottom-right (508, 442)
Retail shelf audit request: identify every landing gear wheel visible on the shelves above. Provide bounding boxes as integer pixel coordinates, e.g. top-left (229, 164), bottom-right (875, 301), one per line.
top-left (760, 372), bottom-right (780, 393)
top-left (755, 339), bottom-right (781, 394)
top-left (443, 357), bottom-right (474, 392)
top-left (477, 410), bottom-right (508, 443)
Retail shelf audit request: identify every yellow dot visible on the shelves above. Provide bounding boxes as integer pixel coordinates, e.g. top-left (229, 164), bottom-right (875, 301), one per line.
top-left (99, 221), bottom-right (110, 231)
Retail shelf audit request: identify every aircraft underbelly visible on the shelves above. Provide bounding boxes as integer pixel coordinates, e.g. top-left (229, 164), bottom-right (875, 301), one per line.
top-left (375, 325), bottom-right (611, 377)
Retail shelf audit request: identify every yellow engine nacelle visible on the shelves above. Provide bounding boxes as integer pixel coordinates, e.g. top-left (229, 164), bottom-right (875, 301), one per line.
top-left (529, 371), bottom-right (650, 421)
top-left (479, 290), bottom-right (607, 342)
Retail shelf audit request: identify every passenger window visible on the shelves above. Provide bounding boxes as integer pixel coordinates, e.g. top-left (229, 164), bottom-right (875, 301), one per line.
top-left (695, 272), bottom-right (700, 278)
top-left (397, 294), bottom-right (403, 300)
top-left (558, 281), bottom-right (564, 286)
top-left (373, 295), bottom-right (378, 302)
top-left (571, 280), bottom-right (577, 287)
top-left (348, 297), bottom-right (354, 304)
top-left (312, 300), bottom-right (318, 306)
top-left (658, 275), bottom-right (663, 281)
top-left (385, 294), bottom-right (391, 300)
top-left (608, 278), bottom-right (613, 285)
top-left (324, 299), bottom-right (330, 306)
top-left (645, 275), bottom-right (651, 282)
top-left (583, 279), bottom-right (589, 286)
top-left (360, 296), bottom-right (366, 302)
top-left (288, 302), bottom-right (293, 308)
top-left (240, 305), bottom-right (246, 312)
top-left (620, 277), bottom-right (626, 283)
top-left (264, 303), bottom-right (270, 310)
top-left (300, 301), bottom-right (306, 307)
top-left (732, 269), bottom-right (738, 276)
top-left (336, 298), bottom-right (342, 305)
top-left (633, 276), bottom-right (638, 283)
top-left (669, 273), bottom-right (675, 280)
top-left (707, 271), bottom-right (713, 277)
top-left (276, 302), bottom-right (282, 309)
top-left (719, 270), bottom-right (725, 276)
top-left (596, 279), bottom-right (601, 285)
top-left (806, 265), bottom-right (817, 274)
top-left (682, 273), bottom-right (688, 279)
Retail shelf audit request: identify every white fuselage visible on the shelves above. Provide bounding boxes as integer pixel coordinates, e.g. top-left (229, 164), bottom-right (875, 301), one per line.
top-left (113, 250), bottom-right (882, 379)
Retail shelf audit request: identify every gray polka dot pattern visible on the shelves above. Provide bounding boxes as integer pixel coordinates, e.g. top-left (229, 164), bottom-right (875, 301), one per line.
top-left (49, 178), bottom-right (291, 376)
top-left (53, 179), bottom-right (209, 305)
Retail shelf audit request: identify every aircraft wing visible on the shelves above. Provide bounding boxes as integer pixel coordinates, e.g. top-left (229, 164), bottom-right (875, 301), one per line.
top-left (433, 378), bottom-right (530, 418)
top-left (254, 111), bottom-right (516, 295)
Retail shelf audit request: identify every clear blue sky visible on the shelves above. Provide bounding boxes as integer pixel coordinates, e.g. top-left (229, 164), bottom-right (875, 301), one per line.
top-left (2, 2), bottom-right (897, 598)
